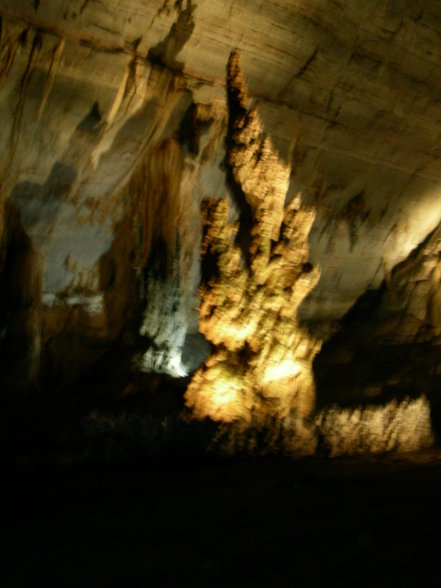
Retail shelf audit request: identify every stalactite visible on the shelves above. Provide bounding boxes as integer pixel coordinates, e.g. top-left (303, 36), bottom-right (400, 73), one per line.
top-left (37, 36), bottom-right (65, 121)
top-left (185, 52), bottom-right (321, 424)
top-left (1, 29), bottom-right (42, 183)
top-left (0, 22), bottom-right (24, 85)
top-left (131, 137), bottom-right (199, 376)
top-left (132, 138), bottom-right (184, 276)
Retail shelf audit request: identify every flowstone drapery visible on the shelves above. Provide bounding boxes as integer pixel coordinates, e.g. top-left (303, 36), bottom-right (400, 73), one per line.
top-left (185, 53), bottom-right (322, 423)
top-left (132, 138), bottom-right (199, 377)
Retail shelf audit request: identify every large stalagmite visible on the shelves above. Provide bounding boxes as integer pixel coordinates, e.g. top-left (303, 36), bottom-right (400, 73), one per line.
top-left (185, 53), bottom-right (321, 423)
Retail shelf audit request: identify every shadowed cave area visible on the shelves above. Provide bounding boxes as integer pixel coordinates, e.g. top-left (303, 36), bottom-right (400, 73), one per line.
top-left (3, 1), bottom-right (441, 586)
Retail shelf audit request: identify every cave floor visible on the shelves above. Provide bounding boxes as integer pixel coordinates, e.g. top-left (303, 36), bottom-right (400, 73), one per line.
top-left (4, 450), bottom-right (441, 587)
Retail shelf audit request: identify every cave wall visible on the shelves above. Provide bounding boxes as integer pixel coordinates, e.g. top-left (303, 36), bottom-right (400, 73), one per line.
top-left (2, 0), bottom-right (441, 395)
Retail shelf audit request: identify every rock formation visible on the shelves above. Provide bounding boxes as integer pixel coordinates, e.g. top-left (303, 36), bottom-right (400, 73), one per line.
top-left (185, 52), bottom-right (321, 423)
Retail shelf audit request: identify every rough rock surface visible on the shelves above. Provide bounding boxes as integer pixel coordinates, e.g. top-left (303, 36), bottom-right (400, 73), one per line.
top-left (315, 220), bottom-right (441, 412)
top-left (186, 53), bottom-right (320, 422)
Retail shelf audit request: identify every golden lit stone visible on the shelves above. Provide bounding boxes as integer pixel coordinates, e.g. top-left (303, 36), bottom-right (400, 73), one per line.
top-left (185, 52), bottom-right (321, 423)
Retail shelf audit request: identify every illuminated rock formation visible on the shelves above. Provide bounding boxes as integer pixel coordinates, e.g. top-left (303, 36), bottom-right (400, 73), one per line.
top-left (131, 138), bottom-right (199, 377)
top-left (209, 395), bottom-right (434, 457)
top-left (185, 53), bottom-right (321, 423)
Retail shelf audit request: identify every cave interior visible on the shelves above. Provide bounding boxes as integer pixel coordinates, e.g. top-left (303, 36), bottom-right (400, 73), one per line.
top-left (3, 1), bottom-right (441, 585)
